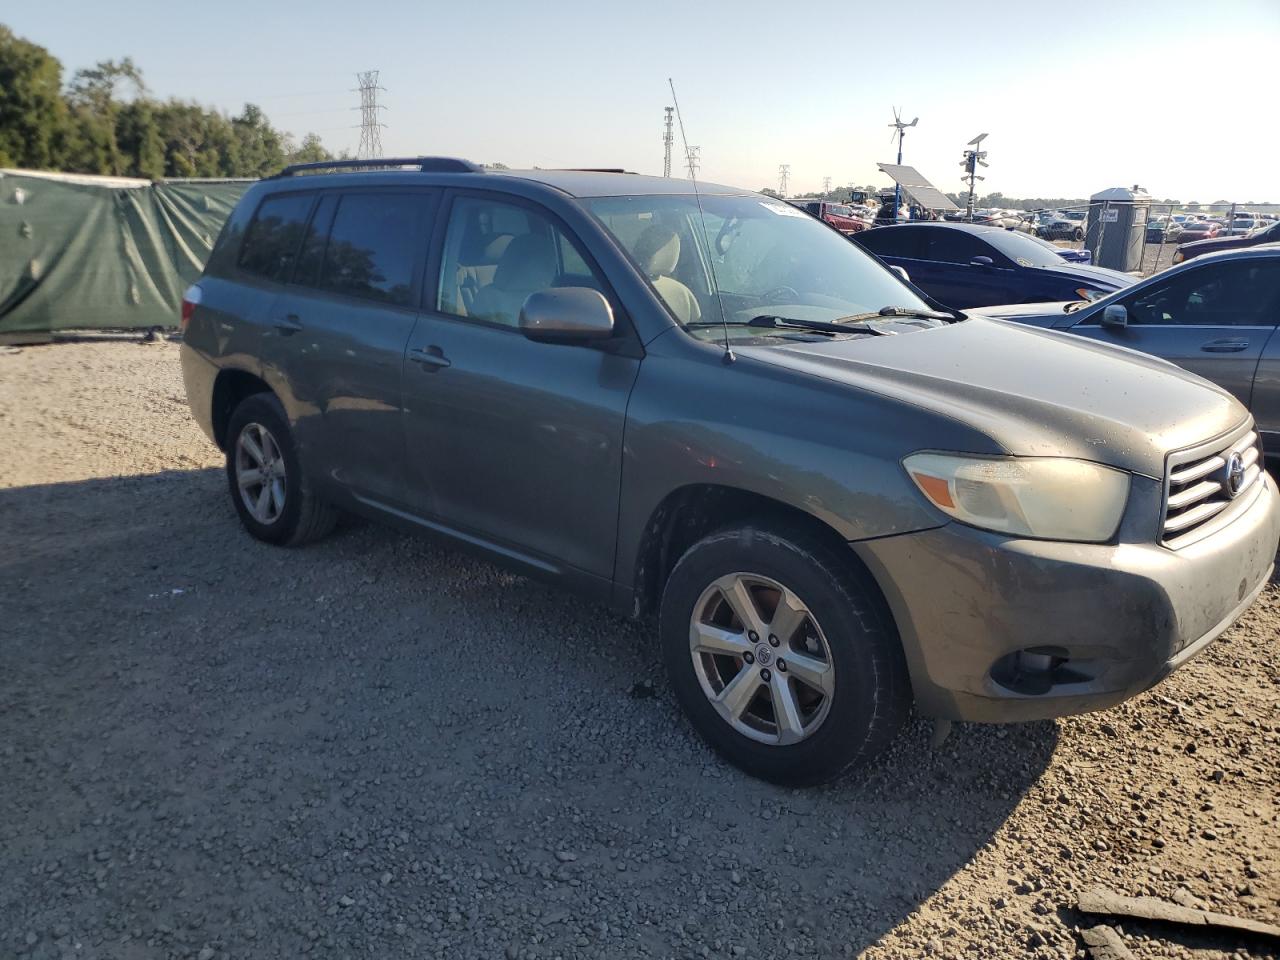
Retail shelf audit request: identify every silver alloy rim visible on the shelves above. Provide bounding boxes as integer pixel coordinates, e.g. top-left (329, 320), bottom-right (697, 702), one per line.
top-left (689, 572), bottom-right (835, 746)
top-left (235, 422), bottom-right (287, 525)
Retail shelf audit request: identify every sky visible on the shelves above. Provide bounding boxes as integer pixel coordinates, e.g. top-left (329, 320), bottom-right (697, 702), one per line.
top-left (8, 0), bottom-right (1280, 201)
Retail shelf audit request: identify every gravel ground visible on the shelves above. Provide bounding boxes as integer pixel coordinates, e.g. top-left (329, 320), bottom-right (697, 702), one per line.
top-left (1, 340), bottom-right (1278, 960)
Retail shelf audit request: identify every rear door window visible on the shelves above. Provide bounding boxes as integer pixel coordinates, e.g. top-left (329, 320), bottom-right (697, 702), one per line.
top-left (238, 192), bottom-right (315, 283)
top-left (922, 228), bottom-right (1002, 265)
top-left (855, 226), bottom-right (924, 259)
top-left (317, 193), bottom-right (428, 306)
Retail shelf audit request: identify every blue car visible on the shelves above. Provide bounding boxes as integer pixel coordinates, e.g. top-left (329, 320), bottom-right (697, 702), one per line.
top-left (851, 223), bottom-right (1134, 309)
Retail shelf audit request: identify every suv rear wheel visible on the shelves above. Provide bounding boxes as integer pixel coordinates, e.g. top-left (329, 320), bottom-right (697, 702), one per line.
top-left (225, 393), bottom-right (337, 546)
top-left (660, 523), bottom-right (910, 785)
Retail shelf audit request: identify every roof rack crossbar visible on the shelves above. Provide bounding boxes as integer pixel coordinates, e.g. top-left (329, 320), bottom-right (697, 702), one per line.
top-left (274, 156), bottom-right (483, 178)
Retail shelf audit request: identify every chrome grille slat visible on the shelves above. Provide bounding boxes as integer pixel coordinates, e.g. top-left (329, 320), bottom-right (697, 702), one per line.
top-left (1162, 425), bottom-right (1264, 548)
top-left (1164, 498), bottom-right (1229, 533)
top-left (1169, 455), bottom-right (1224, 485)
top-left (1167, 479), bottom-right (1221, 511)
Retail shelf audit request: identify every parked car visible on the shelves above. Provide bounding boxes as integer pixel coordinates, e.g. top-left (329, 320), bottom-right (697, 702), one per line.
top-left (787, 199), bottom-right (870, 234)
top-left (1173, 219), bottom-right (1280, 264)
top-left (1175, 221), bottom-right (1223, 244)
top-left (1027, 233), bottom-right (1092, 264)
top-left (972, 246), bottom-right (1280, 460)
top-left (851, 222), bottom-right (1133, 308)
top-left (181, 158), bottom-right (1279, 785)
top-left (1038, 211), bottom-right (1087, 241)
top-left (1227, 218), bottom-right (1259, 237)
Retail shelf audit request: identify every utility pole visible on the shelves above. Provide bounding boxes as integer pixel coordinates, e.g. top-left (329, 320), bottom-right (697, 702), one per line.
top-left (888, 108), bottom-right (918, 221)
top-left (354, 70), bottom-right (385, 160)
top-left (685, 145), bottom-right (700, 179)
top-left (778, 164), bottom-right (790, 197)
top-left (822, 175), bottom-right (832, 195)
top-left (960, 133), bottom-right (989, 221)
top-left (662, 107), bottom-right (674, 178)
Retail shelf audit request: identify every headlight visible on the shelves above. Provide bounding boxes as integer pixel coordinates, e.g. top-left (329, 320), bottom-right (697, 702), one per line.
top-left (903, 453), bottom-right (1130, 542)
top-left (1172, 251), bottom-right (1184, 264)
top-left (1075, 287), bottom-right (1107, 301)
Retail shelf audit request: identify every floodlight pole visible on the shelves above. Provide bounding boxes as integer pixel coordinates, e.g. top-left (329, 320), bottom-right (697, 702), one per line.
top-left (892, 132), bottom-right (904, 222)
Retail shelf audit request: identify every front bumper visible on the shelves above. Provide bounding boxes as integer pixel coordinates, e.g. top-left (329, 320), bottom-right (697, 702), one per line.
top-left (854, 471), bottom-right (1279, 722)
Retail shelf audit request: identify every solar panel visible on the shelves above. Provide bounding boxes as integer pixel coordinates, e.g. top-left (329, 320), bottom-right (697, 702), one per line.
top-left (876, 164), bottom-right (960, 211)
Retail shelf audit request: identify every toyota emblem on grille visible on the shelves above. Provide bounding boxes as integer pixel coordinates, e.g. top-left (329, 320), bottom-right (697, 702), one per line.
top-left (1224, 452), bottom-right (1246, 498)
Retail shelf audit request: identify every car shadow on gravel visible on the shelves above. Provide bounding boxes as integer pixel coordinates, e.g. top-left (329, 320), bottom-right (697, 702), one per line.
top-left (1, 468), bottom-right (1059, 959)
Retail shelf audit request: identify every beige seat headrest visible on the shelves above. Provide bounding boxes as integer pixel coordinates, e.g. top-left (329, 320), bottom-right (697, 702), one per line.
top-left (634, 225), bottom-right (681, 279)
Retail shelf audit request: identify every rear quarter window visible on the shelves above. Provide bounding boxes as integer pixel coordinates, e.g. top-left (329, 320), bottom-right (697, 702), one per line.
top-left (237, 192), bottom-right (315, 283)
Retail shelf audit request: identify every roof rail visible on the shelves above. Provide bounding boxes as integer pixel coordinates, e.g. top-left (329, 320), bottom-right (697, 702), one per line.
top-left (273, 156), bottom-right (483, 178)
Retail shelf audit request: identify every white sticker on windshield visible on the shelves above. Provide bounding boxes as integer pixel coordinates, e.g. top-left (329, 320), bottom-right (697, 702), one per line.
top-left (760, 201), bottom-right (809, 218)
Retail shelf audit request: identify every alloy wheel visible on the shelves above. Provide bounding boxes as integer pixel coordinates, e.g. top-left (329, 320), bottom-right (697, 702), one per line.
top-left (235, 422), bottom-right (287, 525)
top-left (688, 572), bottom-right (836, 745)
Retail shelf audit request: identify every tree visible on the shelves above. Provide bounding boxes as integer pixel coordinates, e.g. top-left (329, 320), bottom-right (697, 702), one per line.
top-left (0, 26), bottom-right (69, 169)
top-left (759, 187), bottom-right (781, 198)
top-left (287, 132), bottom-right (330, 165)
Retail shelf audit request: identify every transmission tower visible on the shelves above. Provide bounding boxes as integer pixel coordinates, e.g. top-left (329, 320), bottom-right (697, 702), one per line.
top-left (354, 70), bottom-right (386, 160)
top-left (822, 176), bottom-right (832, 195)
top-left (685, 145), bottom-right (700, 179)
top-left (778, 164), bottom-right (790, 197)
top-left (662, 107), bottom-right (674, 178)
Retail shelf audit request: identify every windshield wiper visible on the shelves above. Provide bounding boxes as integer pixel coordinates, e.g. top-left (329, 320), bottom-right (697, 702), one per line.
top-left (747, 315), bottom-right (893, 335)
top-left (837, 305), bottom-right (957, 323)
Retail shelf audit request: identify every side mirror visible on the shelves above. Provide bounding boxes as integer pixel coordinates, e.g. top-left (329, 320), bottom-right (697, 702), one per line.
top-left (889, 265), bottom-right (911, 283)
top-left (1101, 304), bottom-right (1128, 328)
top-left (519, 288), bottom-right (615, 343)
top-left (970, 255), bottom-right (994, 267)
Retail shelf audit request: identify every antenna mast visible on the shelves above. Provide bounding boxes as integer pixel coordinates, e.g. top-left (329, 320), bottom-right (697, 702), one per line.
top-left (668, 78), bottom-right (733, 364)
top-left (355, 70), bottom-right (386, 160)
top-left (662, 107), bottom-right (674, 177)
top-left (822, 175), bottom-right (832, 195)
top-left (778, 164), bottom-right (790, 198)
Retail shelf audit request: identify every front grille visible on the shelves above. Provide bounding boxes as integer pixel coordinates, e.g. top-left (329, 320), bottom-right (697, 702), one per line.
top-left (1162, 427), bottom-right (1264, 549)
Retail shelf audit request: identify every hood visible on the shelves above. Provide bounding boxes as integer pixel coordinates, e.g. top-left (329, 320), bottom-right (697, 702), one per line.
top-left (968, 302), bottom-right (1071, 325)
top-left (1042, 261), bottom-right (1137, 289)
top-left (737, 317), bottom-right (1245, 478)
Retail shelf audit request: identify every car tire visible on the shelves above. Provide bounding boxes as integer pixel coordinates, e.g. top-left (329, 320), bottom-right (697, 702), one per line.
top-left (224, 393), bottom-right (337, 546)
top-left (659, 523), bottom-right (910, 785)
top-left (1073, 227), bottom-right (1085, 241)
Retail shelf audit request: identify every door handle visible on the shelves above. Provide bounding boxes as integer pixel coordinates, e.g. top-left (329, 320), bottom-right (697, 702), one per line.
top-left (1200, 339), bottom-right (1249, 353)
top-left (409, 345), bottom-right (451, 369)
top-left (272, 314), bottom-right (303, 335)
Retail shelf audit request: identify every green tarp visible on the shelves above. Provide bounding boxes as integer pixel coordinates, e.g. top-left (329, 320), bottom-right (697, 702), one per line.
top-left (0, 170), bottom-right (253, 337)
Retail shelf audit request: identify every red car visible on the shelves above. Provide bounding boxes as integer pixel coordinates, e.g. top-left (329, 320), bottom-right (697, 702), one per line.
top-left (786, 199), bottom-right (871, 234)
top-left (1173, 221), bottom-right (1222, 245)
top-left (1173, 219), bottom-right (1280, 264)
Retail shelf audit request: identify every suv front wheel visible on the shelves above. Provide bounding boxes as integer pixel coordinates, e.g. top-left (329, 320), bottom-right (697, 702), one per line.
top-left (660, 523), bottom-right (910, 785)
top-left (225, 393), bottom-right (337, 546)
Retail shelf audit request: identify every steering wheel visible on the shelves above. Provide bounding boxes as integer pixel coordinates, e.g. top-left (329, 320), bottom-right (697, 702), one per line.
top-left (763, 285), bottom-right (800, 303)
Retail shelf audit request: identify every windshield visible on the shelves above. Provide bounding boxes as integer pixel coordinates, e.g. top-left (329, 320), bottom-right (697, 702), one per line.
top-left (981, 228), bottom-right (1071, 267)
top-left (584, 194), bottom-right (931, 341)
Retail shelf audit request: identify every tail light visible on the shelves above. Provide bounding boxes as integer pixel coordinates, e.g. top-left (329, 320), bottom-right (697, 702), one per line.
top-left (181, 284), bottom-right (202, 333)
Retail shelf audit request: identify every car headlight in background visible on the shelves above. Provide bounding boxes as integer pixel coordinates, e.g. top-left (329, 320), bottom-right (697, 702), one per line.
top-left (1075, 287), bottom-right (1108, 301)
top-left (903, 453), bottom-right (1130, 542)
top-left (1171, 251), bottom-right (1185, 264)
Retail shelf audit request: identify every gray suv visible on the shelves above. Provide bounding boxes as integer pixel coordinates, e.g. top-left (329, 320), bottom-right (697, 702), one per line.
top-left (181, 158), bottom-right (1280, 785)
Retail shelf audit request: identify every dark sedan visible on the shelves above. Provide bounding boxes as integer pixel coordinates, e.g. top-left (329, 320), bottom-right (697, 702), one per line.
top-left (1174, 219), bottom-right (1280, 264)
top-left (1174, 221), bottom-right (1223, 245)
top-left (851, 222), bottom-right (1133, 309)
top-left (972, 246), bottom-right (1280, 460)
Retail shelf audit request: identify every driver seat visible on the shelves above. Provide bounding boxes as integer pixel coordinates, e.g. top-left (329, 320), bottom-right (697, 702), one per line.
top-left (634, 225), bottom-right (701, 325)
